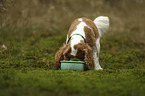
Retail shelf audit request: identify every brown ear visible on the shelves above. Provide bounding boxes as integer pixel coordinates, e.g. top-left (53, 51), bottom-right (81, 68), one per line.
top-left (54, 44), bottom-right (68, 69)
top-left (74, 43), bottom-right (85, 51)
top-left (84, 44), bottom-right (94, 70)
top-left (63, 44), bottom-right (71, 55)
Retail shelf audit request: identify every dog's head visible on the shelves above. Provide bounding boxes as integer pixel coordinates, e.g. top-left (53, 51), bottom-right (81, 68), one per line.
top-left (55, 40), bottom-right (89, 61)
top-left (63, 42), bottom-right (86, 61)
top-left (56, 41), bottom-right (94, 69)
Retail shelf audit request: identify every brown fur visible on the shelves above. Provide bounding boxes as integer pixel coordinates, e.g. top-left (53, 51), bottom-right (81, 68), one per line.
top-left (84, 44), bottom-right (94, 70)
top-left (55, 17), bottom-right (99, 70)
top-left (68, 18), bottom-right (99, 46)
top-left (74, 42), bottom-right (94, 69)
top-left (82, 18), bottom-right (99, 39)
top-left (54, 43), bottom-right (71, 69)
top-left (67, 19), bottom-right (81, 38)
top-left (84, 26), bottom-right (96, 47)
top-left (73, 41), bottom-right (86, 61)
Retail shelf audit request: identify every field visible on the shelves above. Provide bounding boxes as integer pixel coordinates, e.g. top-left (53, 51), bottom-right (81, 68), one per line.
top-left (0, 0), bottom-right (145, 96)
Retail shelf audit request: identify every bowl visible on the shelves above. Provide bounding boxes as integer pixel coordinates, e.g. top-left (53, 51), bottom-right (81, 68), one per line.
top-left (60, 61), bottom-right (85, 71)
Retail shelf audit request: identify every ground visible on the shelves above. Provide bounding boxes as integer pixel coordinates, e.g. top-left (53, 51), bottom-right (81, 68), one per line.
top-left (0, 27), bottom-right (144, 96)
top-left (0, 0), bottom-right (145, 96)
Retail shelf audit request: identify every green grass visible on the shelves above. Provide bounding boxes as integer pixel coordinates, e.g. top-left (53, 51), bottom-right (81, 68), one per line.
top-left (0, 0), bottom-right (145, 95)
top-left (0, 69), bottom-right (144, 96)
top-left (0, 27), bottom-right (145, 96)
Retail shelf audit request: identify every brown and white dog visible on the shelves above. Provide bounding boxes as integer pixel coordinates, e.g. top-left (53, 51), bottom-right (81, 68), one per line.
top-left (55, 16), bottom-right (109, 70)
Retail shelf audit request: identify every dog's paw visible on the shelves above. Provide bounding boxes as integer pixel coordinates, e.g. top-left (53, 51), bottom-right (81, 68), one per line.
top-left (95, 66), bottom-right (103, 70)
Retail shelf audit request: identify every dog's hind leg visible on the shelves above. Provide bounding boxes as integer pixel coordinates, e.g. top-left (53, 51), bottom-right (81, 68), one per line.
top-left (92, 38), bottom-right (103, 70)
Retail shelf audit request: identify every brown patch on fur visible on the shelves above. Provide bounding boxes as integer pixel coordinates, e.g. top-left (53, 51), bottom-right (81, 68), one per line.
top-left (54, 43), bottom-right (71, 69)
top-left (73, 42), bottom-right (94, 69)
top-left (84, 26), bottom-right (96, 47)
top-left (84, 43), bottom-right (94, 70)
top-left (67, 19), bottom-right (81, 38)
top-left (82, 17), bottom-right (99, 39)
top-left (73, 42), bottom-right (86, 61)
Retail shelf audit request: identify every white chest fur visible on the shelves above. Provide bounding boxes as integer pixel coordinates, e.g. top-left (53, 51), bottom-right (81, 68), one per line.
top-left (70, 19), bottom-right (87, 56)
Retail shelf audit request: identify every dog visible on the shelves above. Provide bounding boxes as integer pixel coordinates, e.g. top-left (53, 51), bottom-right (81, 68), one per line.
top-left (54, 16), bottom-right (109, 70)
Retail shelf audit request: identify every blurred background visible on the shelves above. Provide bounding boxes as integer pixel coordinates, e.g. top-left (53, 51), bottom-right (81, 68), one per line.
top-left (0, 0), bottom-right (145, 40)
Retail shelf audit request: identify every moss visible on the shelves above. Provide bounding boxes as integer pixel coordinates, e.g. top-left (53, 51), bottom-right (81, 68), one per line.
top-left (0, 1), bottom-right (145, 94)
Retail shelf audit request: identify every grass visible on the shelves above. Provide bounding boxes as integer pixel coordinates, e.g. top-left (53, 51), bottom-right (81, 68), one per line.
top-left (0, 0), bottom-right (145, 96)
top-left (0, 69), bottom-right (144, 96)
top-left (0, 27), bottom-right (145, 96)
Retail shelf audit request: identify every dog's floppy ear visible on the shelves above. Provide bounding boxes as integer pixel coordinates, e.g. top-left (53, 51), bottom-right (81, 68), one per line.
top-left (63, 44), bottom-right (71, 56)
top-left (84, 44), bottom-right (94, 70)
top-left (54, 44), bottom-right (71, 69)
top-left (54, 44), bottom-right (66, 69)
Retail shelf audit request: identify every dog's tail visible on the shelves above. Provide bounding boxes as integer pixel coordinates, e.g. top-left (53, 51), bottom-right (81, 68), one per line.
top-left (94, 16), bottom-right (109, 37)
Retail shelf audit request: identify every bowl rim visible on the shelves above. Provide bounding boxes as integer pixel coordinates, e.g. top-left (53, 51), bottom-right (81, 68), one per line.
top-left (60, 60), bottom-right (85, 64)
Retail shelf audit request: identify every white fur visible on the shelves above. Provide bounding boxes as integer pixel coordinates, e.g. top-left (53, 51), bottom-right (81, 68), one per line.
top-left (70, 35), bottom-right (82, 56)
top-left (94, 16), bottom-right (109, 37)
top-left (66, 34), bottom-right (68, 44)
top-left (96, 38), bottom-right (100, 56)
top-left (93, 16), bottom-right (109, 70)
top-left (92, 46), bottom-right (103, 70)
top-left (71, 21), bottom-right (86, 38)
top-left (78, 18), bottom-right (83, 22)
top-left (93, 38), bottom-right (103, 70)
top-left (69, 21), bottom-right (87, 56)
top-left (66, 16), bottom-right (109, 70)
